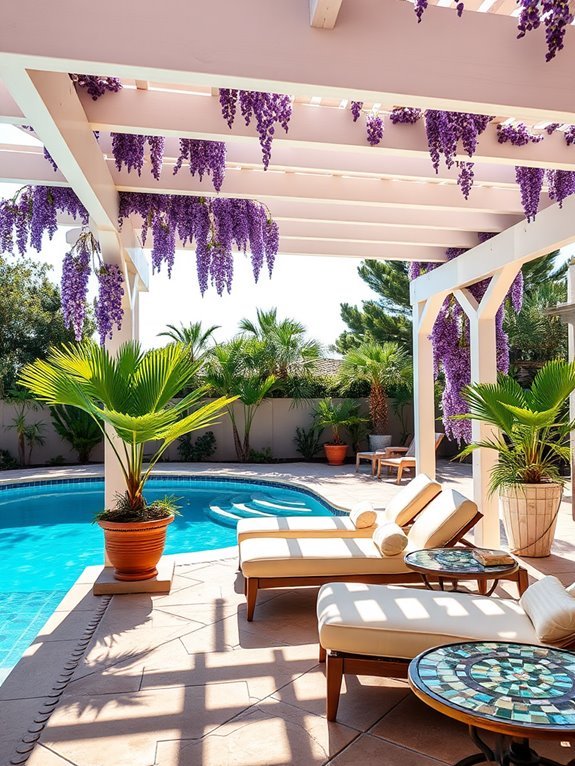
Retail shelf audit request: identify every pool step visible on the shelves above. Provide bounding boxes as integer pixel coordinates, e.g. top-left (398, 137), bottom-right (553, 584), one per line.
top-left (207, 492), bottom-right (317, 528)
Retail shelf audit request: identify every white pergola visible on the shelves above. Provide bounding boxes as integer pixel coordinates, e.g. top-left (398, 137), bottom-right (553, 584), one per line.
top-left (1, 0), bottom-right (575, 545)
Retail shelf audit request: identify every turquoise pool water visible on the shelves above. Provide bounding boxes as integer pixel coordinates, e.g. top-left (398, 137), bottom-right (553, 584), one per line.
top-left (0, 476), bottom-right (336, 681)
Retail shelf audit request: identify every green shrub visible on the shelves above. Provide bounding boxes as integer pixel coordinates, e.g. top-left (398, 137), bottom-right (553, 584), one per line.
top-left (177, 431), bottom-right (217, 462)
top-left (248, 447), bottom-right (274, 463)
top-left (294, 425), bottom-right (323, 460)
top-left (0, 449), bottom-right (18, 470)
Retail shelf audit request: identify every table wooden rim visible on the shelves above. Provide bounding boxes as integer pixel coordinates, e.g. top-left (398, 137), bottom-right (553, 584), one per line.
top-left (408, 641), bottom-right (575, 741)
top-left (404, 548), bottom-right (519, 582)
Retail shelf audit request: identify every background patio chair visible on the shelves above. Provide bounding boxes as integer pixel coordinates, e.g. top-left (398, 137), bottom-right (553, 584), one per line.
top-left (355, 439), bottom-right (412, 476)
top-left (376, 433), bottom-right (444, 483)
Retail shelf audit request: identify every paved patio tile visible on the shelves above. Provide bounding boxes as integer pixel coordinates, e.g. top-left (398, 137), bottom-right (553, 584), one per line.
top-left (154, 698), bottom-right (360, 766)
top-left (325, 732), bottom-right (445, 766)
top-left (0, 639), bottom-right (79, 701)
top-left (0, 697), bottom-right (46, 765)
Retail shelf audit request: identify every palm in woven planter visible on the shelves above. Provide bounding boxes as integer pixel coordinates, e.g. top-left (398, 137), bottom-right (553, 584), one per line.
top-left (19, 340), bottom-right (235, 579)
top-left (457, 359), bottom-right (575, 557)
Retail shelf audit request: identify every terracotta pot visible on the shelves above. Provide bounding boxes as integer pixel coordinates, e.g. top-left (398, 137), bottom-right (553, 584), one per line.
top-left (324, 444), bottom-right (348, 466)
top-left (98, 515), bottom-right (174, 581)
top-left (500, 483), bottom-right (562, 557)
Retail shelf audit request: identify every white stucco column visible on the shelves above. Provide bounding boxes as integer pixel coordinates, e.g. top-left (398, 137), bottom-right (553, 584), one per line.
top-left (455, 264), bottom-right (521, 547)
top-left (567, 261), bottom-right (575, 521)
top-left (412, 294), bottom-right (444, 479)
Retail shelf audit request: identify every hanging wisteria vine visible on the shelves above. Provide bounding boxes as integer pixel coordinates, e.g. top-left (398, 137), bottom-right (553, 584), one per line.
top-left (366, 113), bottom-right (384, 146)
top-left (111, 133), bottom-right (166, 181)
top-left (515, 166), bottom-right (545, 221)
top-left (546, 169), bottom-right (575, 207)
top-left (218, 89), bottom-right (292, 170)
top-left (409, 236), bottom-right (523, 442)
top-left (61, 233), bottom-right (93, 341)
top-left (118, 192), bottom-right (279, 295)
top-left (173, 139), bottom-right (226, 192)
top-left (389, 107), bottom-right (422, 125)
top-left (350, 101), bottom-right (363, 122)
top-left (497, 123), bottom-right (544, 146)
top-left (70, 75), bottom-right (122, 100)
top-left (95, 262), bottom-right (125, 344)
top-left (424, 110), bottom-right (491, 199)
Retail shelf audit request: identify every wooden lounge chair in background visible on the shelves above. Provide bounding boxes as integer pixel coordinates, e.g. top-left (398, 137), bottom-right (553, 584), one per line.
top-left (240, 488), bottom-right (482, 620)
top-left (355, 441), bottom-right (411, 476)
top-left (376, 433), bottom-right (444, 483)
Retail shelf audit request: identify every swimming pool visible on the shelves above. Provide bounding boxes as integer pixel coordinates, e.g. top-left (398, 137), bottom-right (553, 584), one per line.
top-left (0, 475), bottom-right (338, 681)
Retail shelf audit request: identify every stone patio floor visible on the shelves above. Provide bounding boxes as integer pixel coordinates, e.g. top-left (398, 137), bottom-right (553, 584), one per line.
top-left (1, 460), bottom-right (575, 766)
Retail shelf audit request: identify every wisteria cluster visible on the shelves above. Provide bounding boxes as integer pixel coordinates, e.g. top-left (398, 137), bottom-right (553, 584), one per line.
top-left (497, 122), bottom-right (543, 146)
top-left (118, 192), bottom-right (279, 295)
top-left (95, 263), bottom-right (125, 344)
top-left (218, 89), bottom-right (292, 170)
top-left (515, 166), bottom-right (545, 221)
top-left (70, 75), bottom-right (122, 100)
top-left (173, 139), bottom-right (226, 192)
top-left (545, 123), bottom-right (560, 135)
top-left (546, 168), bottom-right (575, 208)
top-left (565, 126), bottom-right (575, 146)
top-left (61, 233), bottom-right (94, 341)
top-left (409, 235), bottom-right (521, 442)
top-left (350, 101), bottom-right (363, 122)
top-left (0, 186), bottom-right (88, 255)
top-left (389, 107), bottom-right (422, 125)
top-left (424, 111), bottom-right (491, 199)
top-left (111, 133), bottom-right (166, 181)
top-left (366, 114), bottom-right (384, 146)
top-left (517, 0), bottom-right (574, 61)
top-left (414, 0), bottom-right (463, 22)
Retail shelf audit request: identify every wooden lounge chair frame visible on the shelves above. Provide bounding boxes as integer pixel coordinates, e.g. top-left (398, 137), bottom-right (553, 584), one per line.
top-left (244, 510), bottom-right (483, 621)
top-left (355, 444), bottom-right (410, 476)
top-left (319, 565), bottom-right (531, 721)
top-left (376, 434), bottom-right (444, 483)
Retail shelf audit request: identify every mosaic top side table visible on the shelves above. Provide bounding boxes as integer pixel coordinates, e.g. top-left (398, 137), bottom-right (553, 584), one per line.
top-left (409, 641), bottom-right (575, 766)
top-left (404, 547), bottom-right (521, 596)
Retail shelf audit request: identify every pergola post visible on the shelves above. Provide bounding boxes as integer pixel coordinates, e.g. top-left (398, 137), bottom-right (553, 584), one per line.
top-left (455, 264), bottom-right (521, 546)
top-left (412, 294), bottom-right (445, 479)
top-left (568, 261), bottom-right (575, 521)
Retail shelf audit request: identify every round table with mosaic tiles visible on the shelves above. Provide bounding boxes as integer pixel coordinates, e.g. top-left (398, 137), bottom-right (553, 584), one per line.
top-left (409, 641), bottom-right (575, 766)
top-left (404, 548), bottom-right (519, 596)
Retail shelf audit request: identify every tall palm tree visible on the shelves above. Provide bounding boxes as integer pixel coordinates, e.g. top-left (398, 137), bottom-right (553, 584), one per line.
top-left (339, 342), bottom-right (411, 435)
top-left (204, 338), bottom-right (276, 461)
top-left (19, 341), bottom-right (234, 514)
top-left (158, 321), bottom-right (220, 364)
top-left (239, 308), bottom-right (322, 380)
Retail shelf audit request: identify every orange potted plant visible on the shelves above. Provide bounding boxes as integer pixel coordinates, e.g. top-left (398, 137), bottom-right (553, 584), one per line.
top-left (313, 398), bottom-right (366, 466)
top-left (19, 340), bottom-right (234, 580)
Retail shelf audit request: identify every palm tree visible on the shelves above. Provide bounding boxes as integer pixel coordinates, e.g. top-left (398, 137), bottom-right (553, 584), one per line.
top-left (338, 342), bottom-right (411, 436)
top-left (4, 387), bottom-right (44, 466)
top-left (239, 308), bottom-right (322, 380)
top-left (204, 338), bottom-right (276, 461)
top-left (158, 322), bottom-right (220, 364)
top-left (19, 341), bottom-right (234, 515)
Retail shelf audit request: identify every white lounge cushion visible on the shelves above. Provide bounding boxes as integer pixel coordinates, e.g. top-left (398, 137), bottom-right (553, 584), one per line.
top-left (383, 473), bottom-right (442, 526)
top-left (520, 576), bottom-right (575, 646)
top-left (317, 582), bottom-right (538, 660)
top-left (236, 515), bottom-right (378, 543)
top-left (240, 536), bottom-right (412, 578)
top-left (407, 489), bottom-right (479, 549)
top-left (372, 523), bottom-right (408, 557)
top-left (350, 501), bottom-right (377, 529)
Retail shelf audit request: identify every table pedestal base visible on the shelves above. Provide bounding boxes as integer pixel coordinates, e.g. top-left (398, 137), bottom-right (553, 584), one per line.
top-left (454, 727), bottom-right (574, 766)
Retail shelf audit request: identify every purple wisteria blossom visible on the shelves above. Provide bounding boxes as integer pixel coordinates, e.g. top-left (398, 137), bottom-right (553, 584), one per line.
top-left (546, 169), bottom-right (575, 208)
top-left (517, 0), bottom-right (573, 60)
top-left (350, 101), bottom-right (363, 122)
top-left (389, 107), bottom-right (422, 125)
top-left (71, 75), bottom-right (122, 100)
top-left (497, 122), bottom-right (543, 146)
top-left (61, 240), bottom-right (92, 341)
top-left (173, 139), bottom-right (226, 192)
top-left (95, 263), bottom-right (124, 345)
top-left (366, 114), bottom-right (384, 146)
top-left (515, 166), bottom-right (545, 221)
top-left (218, 89), bottom-right (292, 169)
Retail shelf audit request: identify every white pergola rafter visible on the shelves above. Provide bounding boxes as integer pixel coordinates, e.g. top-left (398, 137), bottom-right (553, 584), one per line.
top-left (1, 0), bottom-right (575, 121)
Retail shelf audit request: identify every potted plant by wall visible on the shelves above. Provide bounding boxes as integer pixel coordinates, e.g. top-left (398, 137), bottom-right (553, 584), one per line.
top-left (339, 342), bottom-right (411, 451)
top-left (313, 398), bottom-right (366, 466)
top-left (457, 359), bottom-right (575, 557)
top-left (19, 340), bottom-right (234, 580)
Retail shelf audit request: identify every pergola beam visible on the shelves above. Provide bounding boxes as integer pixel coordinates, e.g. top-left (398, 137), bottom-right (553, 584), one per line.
top-left (411, 193), bottom-right (575, 303)
top-left (309, 0), bottom-right (343, 28)
top-left (1, 0), bottom-right (574, 122)
top-left (75, 90), bottom-right (575, 173)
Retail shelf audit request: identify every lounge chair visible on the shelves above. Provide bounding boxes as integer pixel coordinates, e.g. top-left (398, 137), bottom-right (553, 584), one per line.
top-left (376, 433), bottom-right (444, 483)
top-left (240, 488), bottom-right (482, 621)
top-left (355, 443), bottom-right (411, 475)
top-left (236, 473), bottom-right (442, 544)
top-left (317, 574), bottom-right (558, 721)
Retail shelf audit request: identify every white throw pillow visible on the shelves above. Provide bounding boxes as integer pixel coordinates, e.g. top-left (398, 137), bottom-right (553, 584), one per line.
top-left (521, 576), bottom-right (575, 645)
top-left (372, 522), bottom-right (408, 557)
top-left (349, 501), bottom-right (377, 529)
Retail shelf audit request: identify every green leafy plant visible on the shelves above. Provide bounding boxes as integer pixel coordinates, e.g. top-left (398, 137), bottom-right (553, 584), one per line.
top-left (47, 455), bottom-right (67, 466)
top-left (0, 449), bottom-right (18, 470)
top-left (338, 342), bottom-right (411, 435)
top-left (294, 425), bottom-right (324, 460)
top-left (19, 340), bottom-right (235, 521)
top-left (313, 399), bottom-right (367, 445)
top-left (177, 431), bottom-right (217, 462)
top-left (51, 404), bottom-right (103, 463)
top-left (5, 388), bottom-right (45, 466)
top-left (456, 359), bottom-right (575, 494)
top-left (248, 447), bottom-right (274, 463)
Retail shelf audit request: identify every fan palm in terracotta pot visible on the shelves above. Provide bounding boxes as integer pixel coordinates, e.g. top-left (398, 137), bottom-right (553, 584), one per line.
top-left (457, 359), bottom-right (575, 557)
top-left (313, 398), bottom-right (367, 466)
top-left (19, 340), bottom-right (235, 580)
